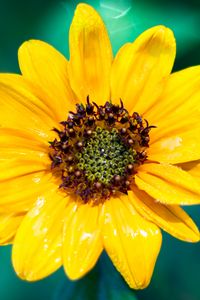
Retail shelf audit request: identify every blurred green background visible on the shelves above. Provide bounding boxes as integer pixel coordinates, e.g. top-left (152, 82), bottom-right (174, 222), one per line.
top-left (0, 0), bottom-right (200, 299)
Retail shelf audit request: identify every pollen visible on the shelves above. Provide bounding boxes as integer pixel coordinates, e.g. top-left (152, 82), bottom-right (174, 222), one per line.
top-left (49, 98), bottom-right (155, 203)
top-left (76, 126), bottom-right (136, 185)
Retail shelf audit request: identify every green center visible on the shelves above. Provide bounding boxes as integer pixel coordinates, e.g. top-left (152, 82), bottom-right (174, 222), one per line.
top-left (76, 127), bottom-right (136, 185)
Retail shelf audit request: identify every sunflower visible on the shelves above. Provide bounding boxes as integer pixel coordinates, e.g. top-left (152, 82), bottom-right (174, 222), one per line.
top-left (0, 3), bottom-right (199, 290)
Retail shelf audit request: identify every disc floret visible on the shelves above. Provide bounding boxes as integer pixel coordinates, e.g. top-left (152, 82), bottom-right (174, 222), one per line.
top-left (49, 98), bottom-right (155, 203)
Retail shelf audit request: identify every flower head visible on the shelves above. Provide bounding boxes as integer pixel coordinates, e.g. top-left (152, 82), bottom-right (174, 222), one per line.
top-left (0, 3), bottom-right (200, 289)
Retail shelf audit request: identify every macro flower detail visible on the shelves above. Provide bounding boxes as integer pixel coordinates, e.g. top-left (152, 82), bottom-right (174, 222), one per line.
top-left (0, 2), bottom-right (200, 290)
top-left (49, 99), bottom-right (154, 202)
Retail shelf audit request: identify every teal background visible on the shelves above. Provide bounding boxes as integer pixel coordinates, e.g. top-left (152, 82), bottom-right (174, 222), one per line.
top-left (0, 0), bottom-right (200, 299)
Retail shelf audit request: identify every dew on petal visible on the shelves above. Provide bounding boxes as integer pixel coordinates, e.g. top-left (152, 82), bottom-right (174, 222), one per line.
top-left (161, 136), bottom-right (182, 151)
top-left (55, 257), bottom-right (61, 263)
top-left (29, 197), bottom-right (45, 217)
top-left (140, 229), bottom-right (148, 237)
top-left (32, 176), bottom-right (41, 184)
top-left (81, 232), bottom-right (92, 241)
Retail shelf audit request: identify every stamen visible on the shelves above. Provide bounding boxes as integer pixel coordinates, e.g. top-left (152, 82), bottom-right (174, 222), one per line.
top-left (49, 98), bottom-right (155, 203)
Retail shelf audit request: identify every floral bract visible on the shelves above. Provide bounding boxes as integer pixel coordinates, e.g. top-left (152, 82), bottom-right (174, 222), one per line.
top-left (0, 3), bottom-right (200, 289)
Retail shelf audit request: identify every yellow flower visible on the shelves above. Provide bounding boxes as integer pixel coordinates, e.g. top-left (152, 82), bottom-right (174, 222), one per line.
top-left (0, 3), bottom-right (200, 289)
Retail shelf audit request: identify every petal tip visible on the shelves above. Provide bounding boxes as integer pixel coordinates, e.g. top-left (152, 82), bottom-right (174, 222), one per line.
top-left (76, 2), bottom-right (93, 9)
top-left (64, 264), bottom-right (84, 281)
top-left (139, 25), bottom-right (176, 53)
top-left (189, 229), bottom-right (200, 243)
top-left (152, 25), bottom-right (175, 48)
top-left (74, 3), bottom-right (98, 20)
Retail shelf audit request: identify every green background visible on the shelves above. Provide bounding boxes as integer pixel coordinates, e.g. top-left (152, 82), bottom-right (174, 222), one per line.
top-left (0, 0), bottom-right (200, 299)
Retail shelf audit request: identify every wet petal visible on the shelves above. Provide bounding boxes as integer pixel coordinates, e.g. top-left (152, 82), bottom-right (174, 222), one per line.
top-left (18, 40), bottom-right (76, 121)
top-left (63, 202), bottom-right (103, 280)
top-left (135, 163), bottom-right (200, 205)
top-left (148, 129), bottom-right (200, 164)
top-left (129, 188), bottom-right (199, 242)
top-left (0, 171), bottom-right (53, 213)
top-left (101, 195), bottom-right (162, 289)
top-left (68, 3), bottom-right (113, 104)
top-left (12, 188), bottom-right (68, 281)
top-left (111, 26), bottom-right (175, 113)
top-left (147, 67), bottom-right (200, 164)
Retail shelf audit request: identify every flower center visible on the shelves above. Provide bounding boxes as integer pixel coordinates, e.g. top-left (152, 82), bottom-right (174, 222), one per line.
top-left (76, 126), bottom-right (136, 185)
top-left (49, 98), bottom-right (155, 203)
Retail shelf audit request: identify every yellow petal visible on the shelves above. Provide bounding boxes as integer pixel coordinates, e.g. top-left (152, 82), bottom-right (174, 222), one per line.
top-left (101, 195), bottom-right (162, 289)
top-left (68, 3), bottom-right (113, 104)
top-left (18, 40), bottom-right (76, 121)
top-left (0, 213), bottom-right (25, 245)
top-left (0, 171), bottom-right (53, 213)
top-left (111, 26), bottom-right (175, 113)
top-left (147, 67), bottom-right (200, 164)
top-left (12, 188), bottom-right (68, 281)
top-left (179, 160), bottom-right (200, 173)
top-left (187, 162), bottom-right (200, 184)
top-left (147, 66), bottom-right (200, 124)
top-left (148, 129), bottom-right (200, 164)
top-left (0, 79), bottom-right (57, 215)
top-left (129, 188), bottom-right (199, 242)
top-left (135, 163), bottom-right (200, 205)
top-left (0, 154), bottom-right (49, 181)
top-left (63, 201), bottom-right (103, 280)
top-left (0, 128), bottom-right (49, 153)
top-left (0, 74), bottom-right (57, 141)
top-left (0, 133), bottom-right (50, 163)
top-left (180, 160), bottom-right (200, 184)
